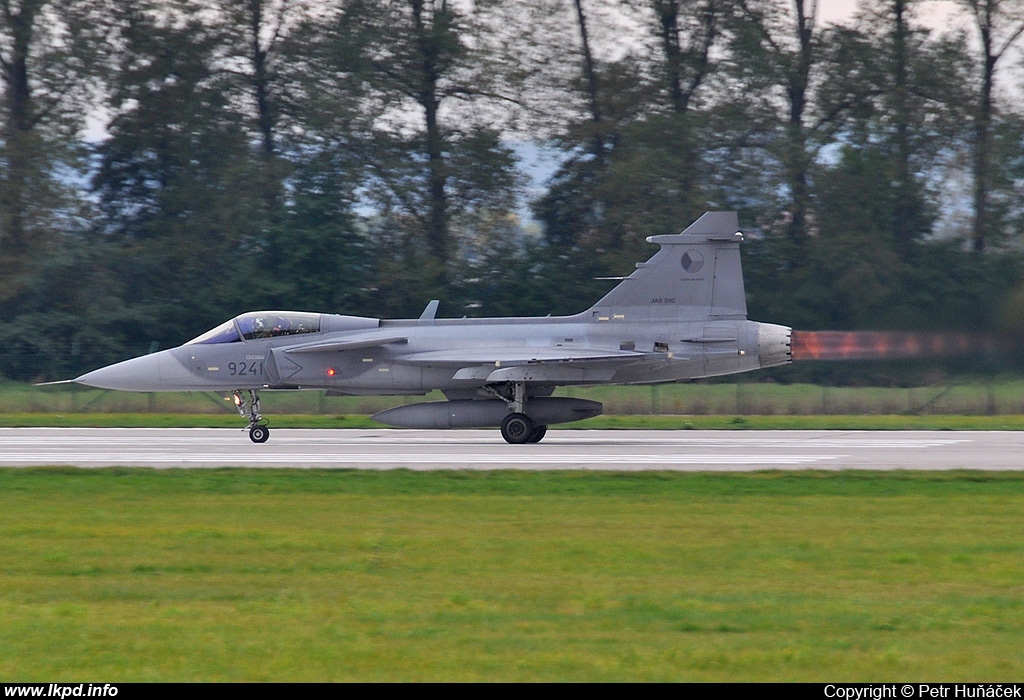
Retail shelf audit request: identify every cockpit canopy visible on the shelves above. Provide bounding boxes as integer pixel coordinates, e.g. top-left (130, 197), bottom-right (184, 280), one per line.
top-left (188, 312), bottom-right (322, 344)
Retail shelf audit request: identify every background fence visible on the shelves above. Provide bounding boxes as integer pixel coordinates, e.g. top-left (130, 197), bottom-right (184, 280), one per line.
top-left (6, 379), bottom-right (1023, 416)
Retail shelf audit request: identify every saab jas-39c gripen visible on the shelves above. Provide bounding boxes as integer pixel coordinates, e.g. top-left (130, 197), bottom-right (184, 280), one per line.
top-left (62, 212), bottom-right (792, 443)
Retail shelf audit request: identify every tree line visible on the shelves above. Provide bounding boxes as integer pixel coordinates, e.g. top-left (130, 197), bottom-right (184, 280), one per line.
top-left (2, 0), bottom-right (1024, 381)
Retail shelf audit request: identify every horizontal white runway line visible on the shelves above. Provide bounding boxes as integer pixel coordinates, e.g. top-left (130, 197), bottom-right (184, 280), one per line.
top-left (0, 453), bottom-right (843, 465)
top-left (0, 435), bottom-right (969, 448)
top-left (0, 428), bottom-right (1018, 471)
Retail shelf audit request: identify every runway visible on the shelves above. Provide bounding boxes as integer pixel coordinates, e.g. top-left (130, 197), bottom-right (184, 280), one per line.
top-left (0, 427), bottom-right (1022, 470)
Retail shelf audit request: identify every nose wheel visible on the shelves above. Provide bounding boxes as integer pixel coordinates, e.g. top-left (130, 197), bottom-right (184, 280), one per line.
top-left (249, 424), bottom-right (270, 443)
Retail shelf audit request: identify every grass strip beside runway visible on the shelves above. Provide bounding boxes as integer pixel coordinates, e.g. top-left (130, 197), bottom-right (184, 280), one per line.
top-left (1, 468), bottom-right (1022, 681)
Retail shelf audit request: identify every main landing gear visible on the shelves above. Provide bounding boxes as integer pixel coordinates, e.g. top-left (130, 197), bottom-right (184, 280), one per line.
top-left (500, 413), bottom-right (547, 444)
top-left (233, 389), bottom-right (270, 443)
top-left (492, 382), bottom-right (548, 445)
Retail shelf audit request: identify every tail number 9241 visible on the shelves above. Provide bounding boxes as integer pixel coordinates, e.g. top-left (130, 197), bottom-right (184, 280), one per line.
top-left (228, 361), bottom-right (263, 377)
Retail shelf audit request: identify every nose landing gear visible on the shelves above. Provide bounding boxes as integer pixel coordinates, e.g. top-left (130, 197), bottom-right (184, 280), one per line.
top-left (233, 389), bottom-right (270, 443)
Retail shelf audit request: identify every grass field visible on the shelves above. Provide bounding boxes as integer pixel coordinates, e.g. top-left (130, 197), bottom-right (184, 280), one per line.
top-left (4, 379), bottom-right (1023, 680)
top-left (1, 468), bottom-right (1022, 682)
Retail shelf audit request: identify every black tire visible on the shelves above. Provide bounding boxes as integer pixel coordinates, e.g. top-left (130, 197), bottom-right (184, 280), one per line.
top-left (249, 425), bottom-right (270, 443)
top-left (500, 413), bottom-right (534, 444)
top-left (527, 425), bottom-right (547, 443)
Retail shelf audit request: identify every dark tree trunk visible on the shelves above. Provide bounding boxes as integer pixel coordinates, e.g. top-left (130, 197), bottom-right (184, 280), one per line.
top-left (653, 0), bottom-right (717, 115)
top-left (248, 0), bottom-right (276, 159)
top-left (972, 10), bottom-right (995, 252)
top-left (892, 0), bottom-right (916, 256)
top-left (572, 0), bottom-right (605, 164)
top-left (0, 0), bottom-right (38, 255)
top-left (784, 0), bottom-right (815, 264)
top-left (412, 0), bottom-right (449, 273)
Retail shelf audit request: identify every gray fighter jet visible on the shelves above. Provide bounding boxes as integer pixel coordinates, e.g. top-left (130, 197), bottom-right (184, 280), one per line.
top-left (66, 212), bottom-right (792, 443)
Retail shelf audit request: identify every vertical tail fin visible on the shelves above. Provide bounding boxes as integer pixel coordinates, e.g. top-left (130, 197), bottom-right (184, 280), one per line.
top-left (588, 211), bottom-right (747, 321)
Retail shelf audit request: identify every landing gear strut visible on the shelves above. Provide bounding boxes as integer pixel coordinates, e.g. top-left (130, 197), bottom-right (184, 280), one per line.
top-left (234, 389), bottom-right (270, 443)
top-left (492, 382), bottom-right (548, 444)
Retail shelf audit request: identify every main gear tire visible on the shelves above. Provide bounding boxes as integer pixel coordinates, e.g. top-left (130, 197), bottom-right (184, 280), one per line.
top-left (500, 413), bottom-right (534, 444)
top-left (527, 425), bottom-right (548, 443)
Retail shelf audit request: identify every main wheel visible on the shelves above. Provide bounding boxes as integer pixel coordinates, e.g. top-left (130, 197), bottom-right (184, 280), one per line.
top-left (500, 413), bottom-right (534, 444)
top-left (249, 425), bottom-right (270, 443)
top-left (527, 425), bottom-right (547, 443)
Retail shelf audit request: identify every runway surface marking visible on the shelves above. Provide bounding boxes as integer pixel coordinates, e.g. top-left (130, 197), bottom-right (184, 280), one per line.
top-left (1, 427), bottom-right (1011, 470)
top-left (0, 453), bottom-right (843, 465)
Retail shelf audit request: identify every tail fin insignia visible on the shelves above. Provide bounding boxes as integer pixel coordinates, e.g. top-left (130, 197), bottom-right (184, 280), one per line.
top-left (588, 211), bottom-right (747, 321)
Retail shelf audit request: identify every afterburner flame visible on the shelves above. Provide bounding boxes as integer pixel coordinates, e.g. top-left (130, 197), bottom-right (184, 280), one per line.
top-left (791, 330), bottom-right (984, 361)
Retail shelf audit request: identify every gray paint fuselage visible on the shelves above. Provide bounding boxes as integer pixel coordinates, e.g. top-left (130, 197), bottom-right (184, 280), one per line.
top-left (76, 312), bottom-right (783, 395)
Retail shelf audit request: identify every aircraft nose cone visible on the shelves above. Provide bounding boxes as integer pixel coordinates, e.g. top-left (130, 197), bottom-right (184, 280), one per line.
top-left (75, 349), bottom-right (198, 392)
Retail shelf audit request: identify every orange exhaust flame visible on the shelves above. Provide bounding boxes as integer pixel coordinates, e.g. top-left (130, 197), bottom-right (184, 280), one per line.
top-left (791, 330), bottom-right (993, 362)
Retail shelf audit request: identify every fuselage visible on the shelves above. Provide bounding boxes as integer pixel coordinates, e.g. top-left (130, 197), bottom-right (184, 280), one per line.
top-left (75, 310), bottom-right (792, 395)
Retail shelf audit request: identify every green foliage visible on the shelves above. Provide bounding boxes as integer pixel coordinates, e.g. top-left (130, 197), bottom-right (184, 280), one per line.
top-left (3, 0), bottom-right (1024, 383)
top-left (0, 237), bottom-right (146, 380)
top-left (745, 143), bottom-right (1023, 335)
top-left (249, 173), bottom-right (371, 315)
top-left (86, 8), bottom-right (272, 345)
